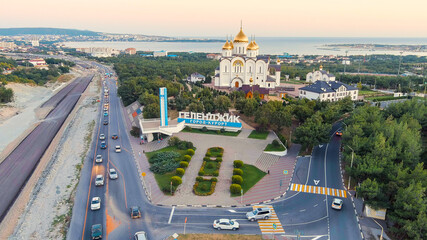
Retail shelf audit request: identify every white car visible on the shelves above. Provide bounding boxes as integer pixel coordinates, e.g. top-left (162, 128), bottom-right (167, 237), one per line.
top-left (99, 134), bottom-right (105, 140)
top-left (134, 231), bottom-right (147, 240)
top-left (95, 175), bottom-right (104, 186)
top-left (331, 198), bottom-right (343, 210)
top-left (115, 145), bottom-right (121, 153)
top-left (213, 219), bottom-right (239, 231)
top-left (91, 197), bottom-right (101, 210)
top-left (109, 168), bottom-right (118, 179)
top-left (95, 155), bottom-right (103, 163)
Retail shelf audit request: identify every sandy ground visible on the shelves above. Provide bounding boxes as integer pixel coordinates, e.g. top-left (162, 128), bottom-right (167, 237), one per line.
top-left (9, 75), bottom-right (100, 240)
top-left (0, 72), bottom-right (79, 153)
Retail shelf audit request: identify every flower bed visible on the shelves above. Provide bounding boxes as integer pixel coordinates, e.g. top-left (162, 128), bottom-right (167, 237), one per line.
top-left (198, 147), bottom-right (223, 176)
top-left (193, 177), bottom-right (217, 196)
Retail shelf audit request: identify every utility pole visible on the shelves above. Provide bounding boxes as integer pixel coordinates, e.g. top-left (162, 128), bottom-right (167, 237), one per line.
top-left (398, 51), bottom-right (403, 76)
top-left (347, 145), bottom-right (354, 190)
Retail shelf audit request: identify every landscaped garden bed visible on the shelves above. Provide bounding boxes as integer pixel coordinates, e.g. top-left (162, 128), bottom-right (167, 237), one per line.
top-left (264, 139), bottom-right (286, 152)
top-left (193, 177), bottom-right (217, 196)
top-left (230, 160), bottom-right (266, 197)
top-left (182, 126), bottom-right (241, 137)
top-left (198, 147), bottom-right (223, 177)
top-left (248, 130), bottom-right (269, 140)
top-left (146, 136), bottom-right (195, 195)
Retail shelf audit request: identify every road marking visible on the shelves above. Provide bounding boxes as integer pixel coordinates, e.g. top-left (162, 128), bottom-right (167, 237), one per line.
top-left (290, 183), bottom-right (347, 198)
top-left (252, 205), bottom-right (285, 234)
top-left (168, 206), bottom-right (175, 224)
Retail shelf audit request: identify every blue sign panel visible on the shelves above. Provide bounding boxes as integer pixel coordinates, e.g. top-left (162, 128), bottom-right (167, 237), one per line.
top-left (177, 118), bottom-right (242, 128)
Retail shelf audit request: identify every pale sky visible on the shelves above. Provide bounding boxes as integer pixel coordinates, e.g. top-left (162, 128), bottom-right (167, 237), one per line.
top-left (1, 0), bottom-right (427, 37)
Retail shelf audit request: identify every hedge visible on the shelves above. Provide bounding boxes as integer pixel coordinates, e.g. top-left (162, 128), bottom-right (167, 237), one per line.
top-left (176, 168), bottom-right (185, 176)
top-left (183, 155), bottom-right (192, 162)
top-left (187, 149), bottom-right (195, 156)
top-left (233, 168), bottom-right (243, 176)
top-left (234, 160), bottom-right (244, 168)
top-left (179, 161), bottom-right (189, 168)
top-left (232, 175), bottom-right (243, 185)
top-left (230, 184), bottom-right (242, 194)
top-left (171, 176), bottom-right (182, 186)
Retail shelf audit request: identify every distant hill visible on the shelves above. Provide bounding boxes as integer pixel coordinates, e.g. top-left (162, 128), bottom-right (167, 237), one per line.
top-left (0, 28), bottom-right (100, 36)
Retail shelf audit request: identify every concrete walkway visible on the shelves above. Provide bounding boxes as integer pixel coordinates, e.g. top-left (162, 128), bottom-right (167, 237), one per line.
top-left (236, 144), bottom-right (301, 204)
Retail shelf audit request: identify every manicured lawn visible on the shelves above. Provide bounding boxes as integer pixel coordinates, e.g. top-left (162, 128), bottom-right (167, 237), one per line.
top-left (208, 147), bottom-right (223, 157)
top-left (248, 130), bottom-right (269, 140)
top-left (182, 127), bottom-right (241, 137)
top-left (203, 160), bottom-right (220, 175)
top-left (264, 143), bottom-right (286, 152)
top-left (195, 180), bottom-right (212, 194)
top-left (231, 164), bottom-right (266, 196)
top-left (366, 95), bottom-right (407, 101)
top-left (154, 172), bottom-right (176, 195)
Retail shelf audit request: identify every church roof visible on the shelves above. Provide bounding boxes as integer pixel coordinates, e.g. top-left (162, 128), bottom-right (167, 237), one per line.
top-left (266, 75), bottom-right (276, 82)
top-left (269, 64), bottom-right (281, 71)
top-left (300, 80), bottom-right (357, 94)
top-left (234, 27), bottom-right (249, 43)
top-left (240, 84), bottom-right (270, 94)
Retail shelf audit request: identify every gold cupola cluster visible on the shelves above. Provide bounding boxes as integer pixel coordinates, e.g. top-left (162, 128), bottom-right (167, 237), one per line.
top-left (233, 27), bottom-right (249, 43)
top-left (222, 40), bottom-right (233, 50)
top-left (246, 40), bottom-right (259, 50)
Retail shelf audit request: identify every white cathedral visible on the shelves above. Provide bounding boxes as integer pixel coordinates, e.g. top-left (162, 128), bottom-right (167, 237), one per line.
top-left (214, 26), bottom-right (281, 89)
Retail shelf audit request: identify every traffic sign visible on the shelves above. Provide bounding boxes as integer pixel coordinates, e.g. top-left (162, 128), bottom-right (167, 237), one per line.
top-left (283, 170), bottom-right (288, 175)
top-left (141, 172), bottom-right (146, 177)
top-left (273, 223), bottom-right (277, 230)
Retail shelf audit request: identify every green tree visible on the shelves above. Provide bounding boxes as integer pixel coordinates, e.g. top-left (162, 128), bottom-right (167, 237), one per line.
top-left (294, 113), bottom-right (331, 146)
top-left (143, 103), bottom-right (160, 118)
top-left (188, 102), bottom-right (204, 112)
top-left (214, 95), bottom-right (231, 113)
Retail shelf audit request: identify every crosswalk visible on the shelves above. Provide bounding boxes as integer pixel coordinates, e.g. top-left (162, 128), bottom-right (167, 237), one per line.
top-left (252, 205), bottom-right (285, 234)
top-left (290, 183), bottom-right (347, 198)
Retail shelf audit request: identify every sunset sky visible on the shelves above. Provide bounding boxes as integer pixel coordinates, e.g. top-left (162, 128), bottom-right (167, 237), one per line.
top-left (1, 0), bottom-right (427, 37)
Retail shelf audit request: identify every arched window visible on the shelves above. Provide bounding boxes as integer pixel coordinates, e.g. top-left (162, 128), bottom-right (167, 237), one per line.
top-left (249, 66), bottom-right (252, 73)
top-left (225, 66), bottom-right (227, 72)
top-left (233, 60), bottom-right (243, 73)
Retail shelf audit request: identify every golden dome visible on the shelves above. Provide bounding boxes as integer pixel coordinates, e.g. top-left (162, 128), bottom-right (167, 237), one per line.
top-left (234, 28), bottom-right (249, 43)
top-left (247, 41), bottom-right (257, 50)
top-left (230, 40), bottom-right (234, 48)
top-left (222, 40), bottom-right (232, 50)
top-left (253, 40), bottom-right (259, 50)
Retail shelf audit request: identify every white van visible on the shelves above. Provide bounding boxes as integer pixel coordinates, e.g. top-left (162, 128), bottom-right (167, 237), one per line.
top-left (115, 145), bottom-right (121, 153)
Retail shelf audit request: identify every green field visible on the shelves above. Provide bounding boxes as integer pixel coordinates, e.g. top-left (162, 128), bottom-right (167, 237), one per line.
top-left (264, 143), bottom-right (286, 152)
top-left (232, 164), bottom-right (266, 196)
top-left (182, 127), bottom-right (241, 136)
top-left (248, 130), bottom-right (269, 140)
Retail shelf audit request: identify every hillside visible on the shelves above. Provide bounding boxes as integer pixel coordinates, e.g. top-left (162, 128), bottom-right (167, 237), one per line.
top-left (0, 28), bottom-right (100, 36)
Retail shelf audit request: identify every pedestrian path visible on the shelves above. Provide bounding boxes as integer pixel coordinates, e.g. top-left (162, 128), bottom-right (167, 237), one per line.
top-left (254, 153), bottom-right (280, 172)
top-left (290, 183), bottom-right (347, 198)
top-left (252, 205), bottom-right (285, 234)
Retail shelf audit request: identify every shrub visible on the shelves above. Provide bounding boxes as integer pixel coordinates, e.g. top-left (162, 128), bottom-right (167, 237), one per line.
top-left (213, 170), bottom-right (219, 177)
top-left (216, 130), bottom-right (221, 134)
top-left (233, 168), bottom-right (243, 176)
top-left (220, 128), bottom-right (225, 133)
top-left (183, 155), bottom-right (192, 162)
top-left (171, 176), bottom-right (182, 186)
top-left (184, 126), bottom-right (192, 131)
top-left (179, 161), bottom-right (189, 168)
top-left (216, 157), bottom-right (222, 162)
top-left (232, 175), bottom-right (243, 185)
top-left (196, 176), bottom-right (203, 182)
top-left (205, 152), bottom-right (211, 157)
top-left (177, 141), bottom-right (187, 150)
top-left (211, 177), bottom-right (218, 182)
top-left (168, 136), bottom-right (180, 146)
top-left (149, 151), bottom-right (180, 164)
top-left (187, 149), bottom-right (195, 156)
top-left (176, 168), bottom-right (185, 176)
top-left (130, 126), bottom-right (141, 138)
top-left (206, 162), bottom-right (215, 169)
top-left (203, 157), bottom-right (210, 161)
top-left (198, 170), bottom-right (205, 176)
top-left (230, 184), bottom-right (242, 194)
top-left (150, 160), bottom-right (179, 174)
top-left (201, 184), bottom-right (209, 191)
top-left (272, 139), bottom-right (280, 147)
top-left (185, 141), bottom-right (194, 149)
top-left (233, 160), bottom-right (244, 168)
top-left (217, 153), bottom-right (223, 157)
top-left (202, 126), bottom-right (208, 132)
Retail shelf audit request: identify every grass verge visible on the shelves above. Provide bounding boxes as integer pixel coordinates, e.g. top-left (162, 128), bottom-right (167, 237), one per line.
top-left (248, 130), bottom-right (269, 140)
top-left (264, 143), bottom-right (286, 152)
top-left (154, 172), bottom-right (176, 195)
top-left (182, 127), bottom-right (241, 137)
top-left (231, 164), bottom-right (266, 197)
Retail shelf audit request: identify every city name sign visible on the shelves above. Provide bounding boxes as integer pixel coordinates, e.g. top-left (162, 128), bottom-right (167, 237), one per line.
top-left (178, 112), bottom-right (242, 128)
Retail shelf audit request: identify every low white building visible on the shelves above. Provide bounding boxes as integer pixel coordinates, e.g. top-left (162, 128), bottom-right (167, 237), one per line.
top-left (187, 72), bottom-right (205, 83)
top-left (28, 58), bottom-right (48, 69)
top-left (299, 80), bottom-right (359, 101)
top-left (153, 50), bottom-right (167, 57)
top-left (306, 65), bottom-right (336, 83)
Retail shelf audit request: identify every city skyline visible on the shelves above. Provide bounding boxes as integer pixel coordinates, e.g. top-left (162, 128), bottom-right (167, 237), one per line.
top-left (1, 0), bottom-right (427, 38)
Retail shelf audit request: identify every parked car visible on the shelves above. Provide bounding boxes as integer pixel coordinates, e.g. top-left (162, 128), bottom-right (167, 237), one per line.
top-left (91, 224), bottom-right (102, 239)
top-left (103, 107), bottom-right (108, 111)
top-left (246, 207), bottom-right (272, 221)
top-left (99, 134), bottom-right (105, 140)
top-left (100, 141), bottom-right (107, 149)
top-left (134, 231), bottom-right (147, 240)
top-left (331, 198), bottom-right (343, 210)
top-left (95, 155), bottom-right (103, 163)
top-left (103, 120), bottom-right (108, 125)
top-left (336, 130), bottom-right (343, 136)
top-left (104, 112), bottom-right (108, 117)
top-left (130, 206), bottom-right (141, 219)
top-left (91, 197), bottom-right (101, 210)
top-left (213, 219), bottom-right (239, 231)
top-left (109, 168), bottom-right (118, 179)
top-left (111, 134), bottom-right (118, 140)
top-left (95, 175), bottom-right (104, 186)
top-left (115, 145), bottom-right (121, 153)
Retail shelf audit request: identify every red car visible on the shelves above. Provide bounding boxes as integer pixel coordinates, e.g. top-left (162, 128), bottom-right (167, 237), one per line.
top-left (111, 134), bottom-right (118, 140)
top-left (336, 130), bottom-right (343, 136)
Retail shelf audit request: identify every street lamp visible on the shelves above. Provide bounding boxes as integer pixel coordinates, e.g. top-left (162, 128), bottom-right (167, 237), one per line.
top-left (346, 145), bottom-right (354, 190)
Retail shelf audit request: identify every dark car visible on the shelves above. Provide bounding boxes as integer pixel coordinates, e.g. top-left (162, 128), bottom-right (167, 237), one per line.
top-left (103, 120), bottom-right (108, 125)
top-left (111, 134), bottom-right (118, 140)
top-left (130, 206), bottom-right (141, 219)
top-left (91, 224), bottom-right (102, 239)
top-left (100, 141), bottom-right (107, 149)
top-left (336, 130), bottom-right (343, 136)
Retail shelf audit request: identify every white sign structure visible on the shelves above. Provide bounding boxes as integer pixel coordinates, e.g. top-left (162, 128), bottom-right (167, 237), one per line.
top-left (178, 112), bottom-right (242, 129)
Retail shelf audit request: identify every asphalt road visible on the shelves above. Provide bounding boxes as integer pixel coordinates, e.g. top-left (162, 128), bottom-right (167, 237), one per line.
top-left (0, 75), bottom-right (93, 222)
top-left (69, 62), bottom-right (362, 240)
